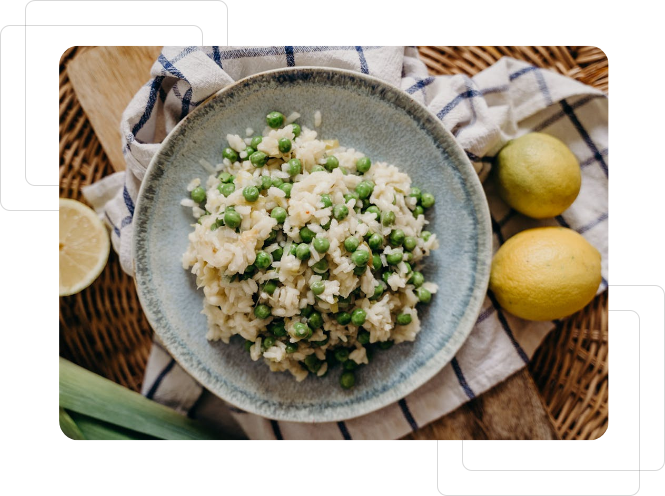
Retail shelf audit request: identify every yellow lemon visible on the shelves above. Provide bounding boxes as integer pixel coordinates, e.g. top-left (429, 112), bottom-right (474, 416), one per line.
top-left (489, 227), bottom-right (601, 321)
top-left (495, 132), bottom-right (581, 219)
top-left (59, 198), bottom-right (110, 296)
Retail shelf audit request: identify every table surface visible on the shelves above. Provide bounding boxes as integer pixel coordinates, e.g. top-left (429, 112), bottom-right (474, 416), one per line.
top-left (64, 45), bottom-right (559, 440)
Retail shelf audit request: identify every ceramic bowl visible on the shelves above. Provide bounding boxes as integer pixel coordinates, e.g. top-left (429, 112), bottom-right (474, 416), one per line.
top-left (133, 67), bottom-right (491, 422)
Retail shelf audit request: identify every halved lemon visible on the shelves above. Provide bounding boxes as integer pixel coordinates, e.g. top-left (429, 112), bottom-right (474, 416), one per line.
top-left (59, 198), bottom-right (110, 296)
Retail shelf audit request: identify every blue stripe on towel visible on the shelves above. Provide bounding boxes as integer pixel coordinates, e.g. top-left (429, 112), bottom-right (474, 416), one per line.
top-left (451, 357), bottom-right (476, 399)
top-left (285, 46), bottom-right (295, 67)
top-left (436, 89), bottom-right (483, 120)
top-left (131, 76), bottom-right (165, 137)
top-left (270, 420), bottom-right (283, 440)
top-left (145, 358), bottom-right (176, 399)
top-left (105, 212), bottom-right (120, 237)
top-left (398, 399), bottom-right (418, 431)
top-left (405, 77), bottom-right (435, 94)
top-left (487, 291), bottom-right (530, 364)
top-left (123, 185), bottom-right (135, 216)
top-left (355, 46), bottom-right (369, 74)
top-left (337, 421), bottom-right (352, 439)
top-left (560, 99), bottom-right (608, 176)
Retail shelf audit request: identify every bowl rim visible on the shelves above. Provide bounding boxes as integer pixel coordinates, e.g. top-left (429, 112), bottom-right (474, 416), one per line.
top-left (133, 66), bottom-right (492, 422)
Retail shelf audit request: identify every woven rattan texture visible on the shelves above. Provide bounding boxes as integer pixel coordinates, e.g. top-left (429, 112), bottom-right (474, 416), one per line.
top-left (58, 46), bottom-right (608, 438)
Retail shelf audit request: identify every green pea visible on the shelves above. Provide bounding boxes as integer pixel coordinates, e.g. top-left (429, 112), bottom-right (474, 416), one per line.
top-left (409, 186), bottom-right (421, 202)
top-left (336, 312), bottom-right (352, 325)
top-left (250, 151), bottom-right (269, 167)
top-left (337, 296), bottom-right (351, 310)
top-left (321, 220), bottom-right (332, 231)
top-left (404, 236), bottom-right (417, 251)
top-left (266, 111), bottom-right (285, 129)
top-left (413, 205), bottom-right (424, 218)
top-left (291, 123), bottom-right (301, 137)
top-left (279, 183), bottom-right (293, 198)
top-left (421, 192), bottom-right (435, 208)
top-left (255, 251), bottom-right (272, 270)
top-left (344, 191), bottom-right (360, 205)
top-left (304, 354), bottom-right (322, 373)
top-left (320, 194), bottom-right (332, 208)
top-left (261, 175), bottom-right (273, 190)
top-left (382, 272), bottom-right (394, 284)
top-left (416, 287), bottom-right (432, 303)
top-left (340, 371), bottom-right (356, 389)
top-left (371, 281), bottom-right (385, 300)
top-left (224, 209), bottom-right (242, 228)
top-left (351, 249), bottom-right (369, 266)
top-left (272, 177), bottom-right (284, 188)
top-left (313, 236), bottom-right (330, 253)
top-left (344, 236), bottom-right (360, 252)
top-left (312, 258), bottom-right (329, 273)
top-left (286, 158), bottom-right (301, 176)
top-left (254, 304), bottom-right (271, 319)
top-left (242, 186), bottom-right (260, 202)
top-left (263, 230), bottom-right (276, 246)
top-left (368, 233), bottom-right (383, 250)
top-left (272, 247), bottom-right (284, 261)
top-left (422, 231), bottom-right (432, 241)
top-left (356, 157), bottom-right (371, 173)
top-left (386, 250), bottom-right (403, 265)
top-left (219, 182), bottom-right (236, 197)
top-left (403, 262), bottom-right (412, 275)
top-left (381, 210), bottom-right (396, 226)
top-left (334, 348), bottom-right (350, 362)
top-left (243, 264), bottom-right (257, 279)
top-left (311, 281), bottom-right (325, 295)
top-left (312, 334), bottom-right (329, 347)
top-left (296, 243), bottom-right (311, 260)
top-left (372, 253), bottom-right (382, 272)
top-left (343, 360), bottom-right (358, 371)
top-left (333, 204), bottom-right (349, 220)
top-left (403, 252), bottom-right (413, 262)
top-left (269, 319), bottom-right (286, 336)
top-left (301, 306), bottom-right (314, 318)
top-left (378, 340), bottom-right (394, 350)
top-left (325, 156), bottom-right (339, 171)
top-left (353, 265), bottom-right (367, 276)
top-left (300, 226), bottom-right (315, 243)
top-left (218, 171), bottom-right (233, 183)
top-left (355, 181), bottom-right (374, 200)
top-left (351, 308), bottom-right (366, 326)
top-left (189, 187), bottom-right (205, 204)
top-left (357, 329), bottom-right (370, 345)
top-left (389, 229), bottom-right (405, 247)
top-left (244, 147), bottom-right (256, 158)
top-left (278, 138), bottom-right (292, 154)
top-left (365, 205), bottom-right (380, 218)
top-left (308, 312), bottom-right (323, 329)
top-left (340, 168), bottom-right (349, 175)
top-left (244, 340), bottom-right (253, 352)
top-left (263, 280), bottom-right (278, 295)
top-left (409, 271), bottom-right (424, 288)
top-left (262, 335), bottom-right (276, 351)
top-left (286, 342), bottom-right (299, 353)
top-left (396, 313), bottom-right (412, 325)
top-left (250, 136), bottom-right (263, 149)
top-left (311, 165), bottom-right (327, 173)
top-left (222, 147), bottom-right (238, 162)
top-left (289, 245), bottom-right (297, 255)
top-left (292, 322), bottom-right (311, 339)
top-left (271, 207), bottom-right (287, 223)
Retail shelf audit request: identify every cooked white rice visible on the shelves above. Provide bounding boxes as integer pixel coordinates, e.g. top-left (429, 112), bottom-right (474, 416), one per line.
top-left (182, 112), bottom-right (439, 385)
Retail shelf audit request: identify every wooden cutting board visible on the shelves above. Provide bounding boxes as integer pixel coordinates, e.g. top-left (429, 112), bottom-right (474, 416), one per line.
top-left (66, 46), bottom-right (558, 440)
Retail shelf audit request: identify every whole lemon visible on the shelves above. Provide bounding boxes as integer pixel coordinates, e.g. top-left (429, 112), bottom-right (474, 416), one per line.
top-left (495, 133), bottom-right (581, 219)
top-left (489, 227), bottom-right (601, 321)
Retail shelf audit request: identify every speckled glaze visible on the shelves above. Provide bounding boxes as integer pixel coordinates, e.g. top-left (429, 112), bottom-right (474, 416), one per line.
top-left (133, 67), bottom-right (492, 423)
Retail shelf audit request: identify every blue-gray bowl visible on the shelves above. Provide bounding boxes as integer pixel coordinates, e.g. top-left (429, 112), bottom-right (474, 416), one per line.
top-left (133, 67), bottom-right (492, 423)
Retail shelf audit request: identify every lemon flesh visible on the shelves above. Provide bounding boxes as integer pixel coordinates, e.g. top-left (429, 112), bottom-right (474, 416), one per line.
top-left (489, 227), bottom-right (601, 321)
top-left (59, 198), bottom-right (110, 296)
top-left (495, 132), bottom-right (581, 219)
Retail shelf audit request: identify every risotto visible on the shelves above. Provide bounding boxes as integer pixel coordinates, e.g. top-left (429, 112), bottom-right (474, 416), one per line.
top-left (182, 111), bottom-right (439, 388)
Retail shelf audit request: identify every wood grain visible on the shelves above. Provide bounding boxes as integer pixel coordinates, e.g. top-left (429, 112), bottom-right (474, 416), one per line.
top-left (66, 46), bottom-right (163, 172)
top-left (405, 369), bottom-right (559, 440)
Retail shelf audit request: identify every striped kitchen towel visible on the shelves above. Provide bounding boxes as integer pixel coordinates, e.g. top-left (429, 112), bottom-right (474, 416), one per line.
top-left (83, 46), bottom-right (608, 439)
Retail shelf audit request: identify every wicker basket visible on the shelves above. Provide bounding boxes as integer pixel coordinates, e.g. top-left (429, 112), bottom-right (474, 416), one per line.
top-left (59, 46), bottom-right (608, 439)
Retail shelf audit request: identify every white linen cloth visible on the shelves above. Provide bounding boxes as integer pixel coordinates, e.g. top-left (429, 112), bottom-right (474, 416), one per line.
top-left (83, 46), bottom-right (608, 439)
